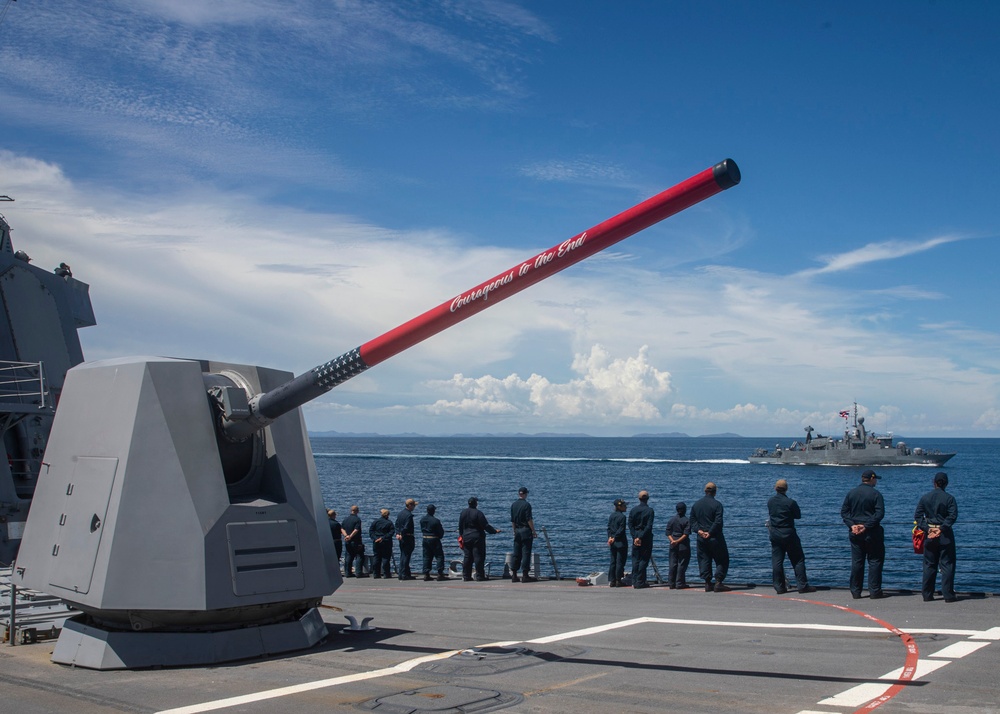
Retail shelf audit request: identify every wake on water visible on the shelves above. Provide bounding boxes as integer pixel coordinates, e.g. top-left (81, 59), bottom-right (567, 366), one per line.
top-left (314, 452), bottom-right (748, 465)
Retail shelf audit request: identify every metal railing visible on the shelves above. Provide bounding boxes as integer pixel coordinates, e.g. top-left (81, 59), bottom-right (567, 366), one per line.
top-left (0, 360), bottom-right (48, 412)
top-left (2, 566), bottom-right (81, 647)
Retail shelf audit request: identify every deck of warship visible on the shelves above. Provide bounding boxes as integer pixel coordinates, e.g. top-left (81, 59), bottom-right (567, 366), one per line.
top-left (3, 577), bottom-right (999, 714)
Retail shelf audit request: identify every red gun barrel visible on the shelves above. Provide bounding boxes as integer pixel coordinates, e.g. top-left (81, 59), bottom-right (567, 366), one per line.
top-left (244, 159), bottom-right (740, 432)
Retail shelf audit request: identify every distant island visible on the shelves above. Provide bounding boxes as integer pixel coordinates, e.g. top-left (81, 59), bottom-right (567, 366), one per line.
top-left (309, 430), bottom-right (745, 438)
top-left (633, 432), bottom-right (742, 438)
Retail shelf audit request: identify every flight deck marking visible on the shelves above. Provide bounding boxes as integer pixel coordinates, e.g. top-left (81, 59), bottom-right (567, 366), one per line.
top-left (804, 637), bottom-right (995, 714)
top-left (927, 640), bottom-right (990, 658)
top-left (155, 610), bottom-right (992, 714)
top-left (971, 626), bottom-right (1000, 640)
top-left (155, 648), bottom-right (467, 714)
top-left (736, 592), bottom-right (1000, 713)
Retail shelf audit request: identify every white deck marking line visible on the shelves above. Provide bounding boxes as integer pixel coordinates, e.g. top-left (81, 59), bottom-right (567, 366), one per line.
top-left (644, 617), bottom-right (983, 637)
top-left (928, 640), bottom-right (991, 658)
top-left (816, 639), bottom-right (993, 708)
top-left (819, 682), bottom-right (896, 708)
top-left (526, 617), bottom-right (650, 644)
top-left (970, 626), bottom-right (1000, 640)
top-left (906, 627), bottom-right (992, 636)
top-left (880, 658), bottom-right (950, 680)
top-left (154, 616), bottom-right (998, 714)
top-left (155, 649), bottom-right (464, 714)
top-left (815, 660), bottom-right (954, 708)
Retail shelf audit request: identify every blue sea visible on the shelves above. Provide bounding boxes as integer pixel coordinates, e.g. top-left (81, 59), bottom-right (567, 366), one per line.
top-left (312, 436), bottom-right (999, 593)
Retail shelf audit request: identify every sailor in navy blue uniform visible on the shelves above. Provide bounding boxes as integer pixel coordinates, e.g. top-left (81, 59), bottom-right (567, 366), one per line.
top-left (690, 482), bottom-right (730, 592)
top-left (914, 472), bottom-right (958, 602)
top-left (369, 508), bottom-right (395, 578)
top-left (327, 509), bottom-right (343, 566)
top-left (841, 470), bottom-right (886, 599)
top-left (341, 505), bottom-right (367, 577)
top-left (510, 486), bottom-right (537, 582)
top-left (420, 504), bottom-right (447, 581)
top-left (395, 498), bottom-right (418, 580)
top-left (767, 479), bottom-right (815, 594)
top-left (628, 490), bottom-right (655, 588)
top-left (458, 497), bottom-right (502, 581)
top-left (665, 501), bottom-right (691, 589)
top-left (607, 498), bottom-right (628, 587)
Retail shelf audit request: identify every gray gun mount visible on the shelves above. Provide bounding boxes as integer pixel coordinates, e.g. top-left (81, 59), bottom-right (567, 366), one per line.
top-left (15, 357), bottom-right (339, 669)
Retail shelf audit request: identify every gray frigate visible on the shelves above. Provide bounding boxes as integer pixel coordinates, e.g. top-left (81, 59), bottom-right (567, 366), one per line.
top-left (748, 402), bottom-right (955, 466)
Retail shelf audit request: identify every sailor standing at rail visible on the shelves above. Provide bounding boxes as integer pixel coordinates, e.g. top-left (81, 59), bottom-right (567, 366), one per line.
top-left (914, 472), bottom-right (958, 602)
top-left (607, 498), bottom-right (629, 587)
top-left (510, 486), bottom-right (538, 583)
top-left (665, 501), bottom-right (691, 589)
top-left (766, 480), bottom-right (816, 594)
top-left (459, 497), bottom-right (502, 581)
top-left (841, 470), bottom-right (886, 599)
top-left (691, 482), bottom-right (730, 592)
top-left (341, 505), bottom-right (367, 577)
top-left (326, 509), bottom-right (343, 568)
top-left (395, 498), bottom-right (418, 580)
top-left (420, 504), bottom-right (448, 581)
top-left (628, 490), bottom-right (655, 589)
top-left (370, 508), bottom-right (395, 578)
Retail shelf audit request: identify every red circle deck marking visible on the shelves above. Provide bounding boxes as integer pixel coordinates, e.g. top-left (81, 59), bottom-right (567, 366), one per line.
top-left (735, 592), bottom-right (919, 713)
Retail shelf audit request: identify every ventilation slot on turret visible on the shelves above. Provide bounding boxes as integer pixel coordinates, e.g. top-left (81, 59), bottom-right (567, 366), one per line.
top-left (226, 521), bottom-right (305, 595)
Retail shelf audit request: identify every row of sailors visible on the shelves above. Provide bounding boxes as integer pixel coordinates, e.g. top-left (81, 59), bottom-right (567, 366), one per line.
top-left (327, 488), bottom-right (534, 582)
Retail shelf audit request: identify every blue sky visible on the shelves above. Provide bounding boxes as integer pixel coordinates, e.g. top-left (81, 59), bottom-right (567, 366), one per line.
top-left (1, 1), bottom-right (998, 437)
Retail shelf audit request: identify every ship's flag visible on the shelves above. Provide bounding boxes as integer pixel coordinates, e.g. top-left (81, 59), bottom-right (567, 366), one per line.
top-left (839, 410), bottom-right (850, 418)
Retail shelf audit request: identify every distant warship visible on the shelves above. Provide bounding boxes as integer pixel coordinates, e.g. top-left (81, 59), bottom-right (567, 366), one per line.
top-left (748, 403), bottom-right (956, 467)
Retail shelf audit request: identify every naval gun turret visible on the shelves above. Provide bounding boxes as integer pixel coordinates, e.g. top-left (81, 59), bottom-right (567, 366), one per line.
top-left (14, 160), bottom-right (740, 669)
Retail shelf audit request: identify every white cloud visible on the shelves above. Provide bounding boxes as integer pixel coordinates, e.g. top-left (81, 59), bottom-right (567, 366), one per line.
top-left (124, 0), bottom-right (283, 25)
top-left (1, 151), bottom-right (511, 369)
top-left (424, 345), bottom-right (671, 422)
top-left (520, 158), bottom-right (631, 184)
top-left (973, 408), bottom-right (1000, 431)
top-left (797, 235), bottom-right (965, 277)
top-left (0, 0), bottom-right (551, 126)
top-left (440, 0), bottom-right (558, 42)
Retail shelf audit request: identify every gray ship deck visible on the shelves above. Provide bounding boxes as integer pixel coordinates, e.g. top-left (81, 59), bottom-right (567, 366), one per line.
top-left (4, 578), bottom-right (1000, 714)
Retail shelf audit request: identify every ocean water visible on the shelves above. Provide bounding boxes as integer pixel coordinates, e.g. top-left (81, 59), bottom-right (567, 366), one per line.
top-left (313, 436), bottom-right (999, 592)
